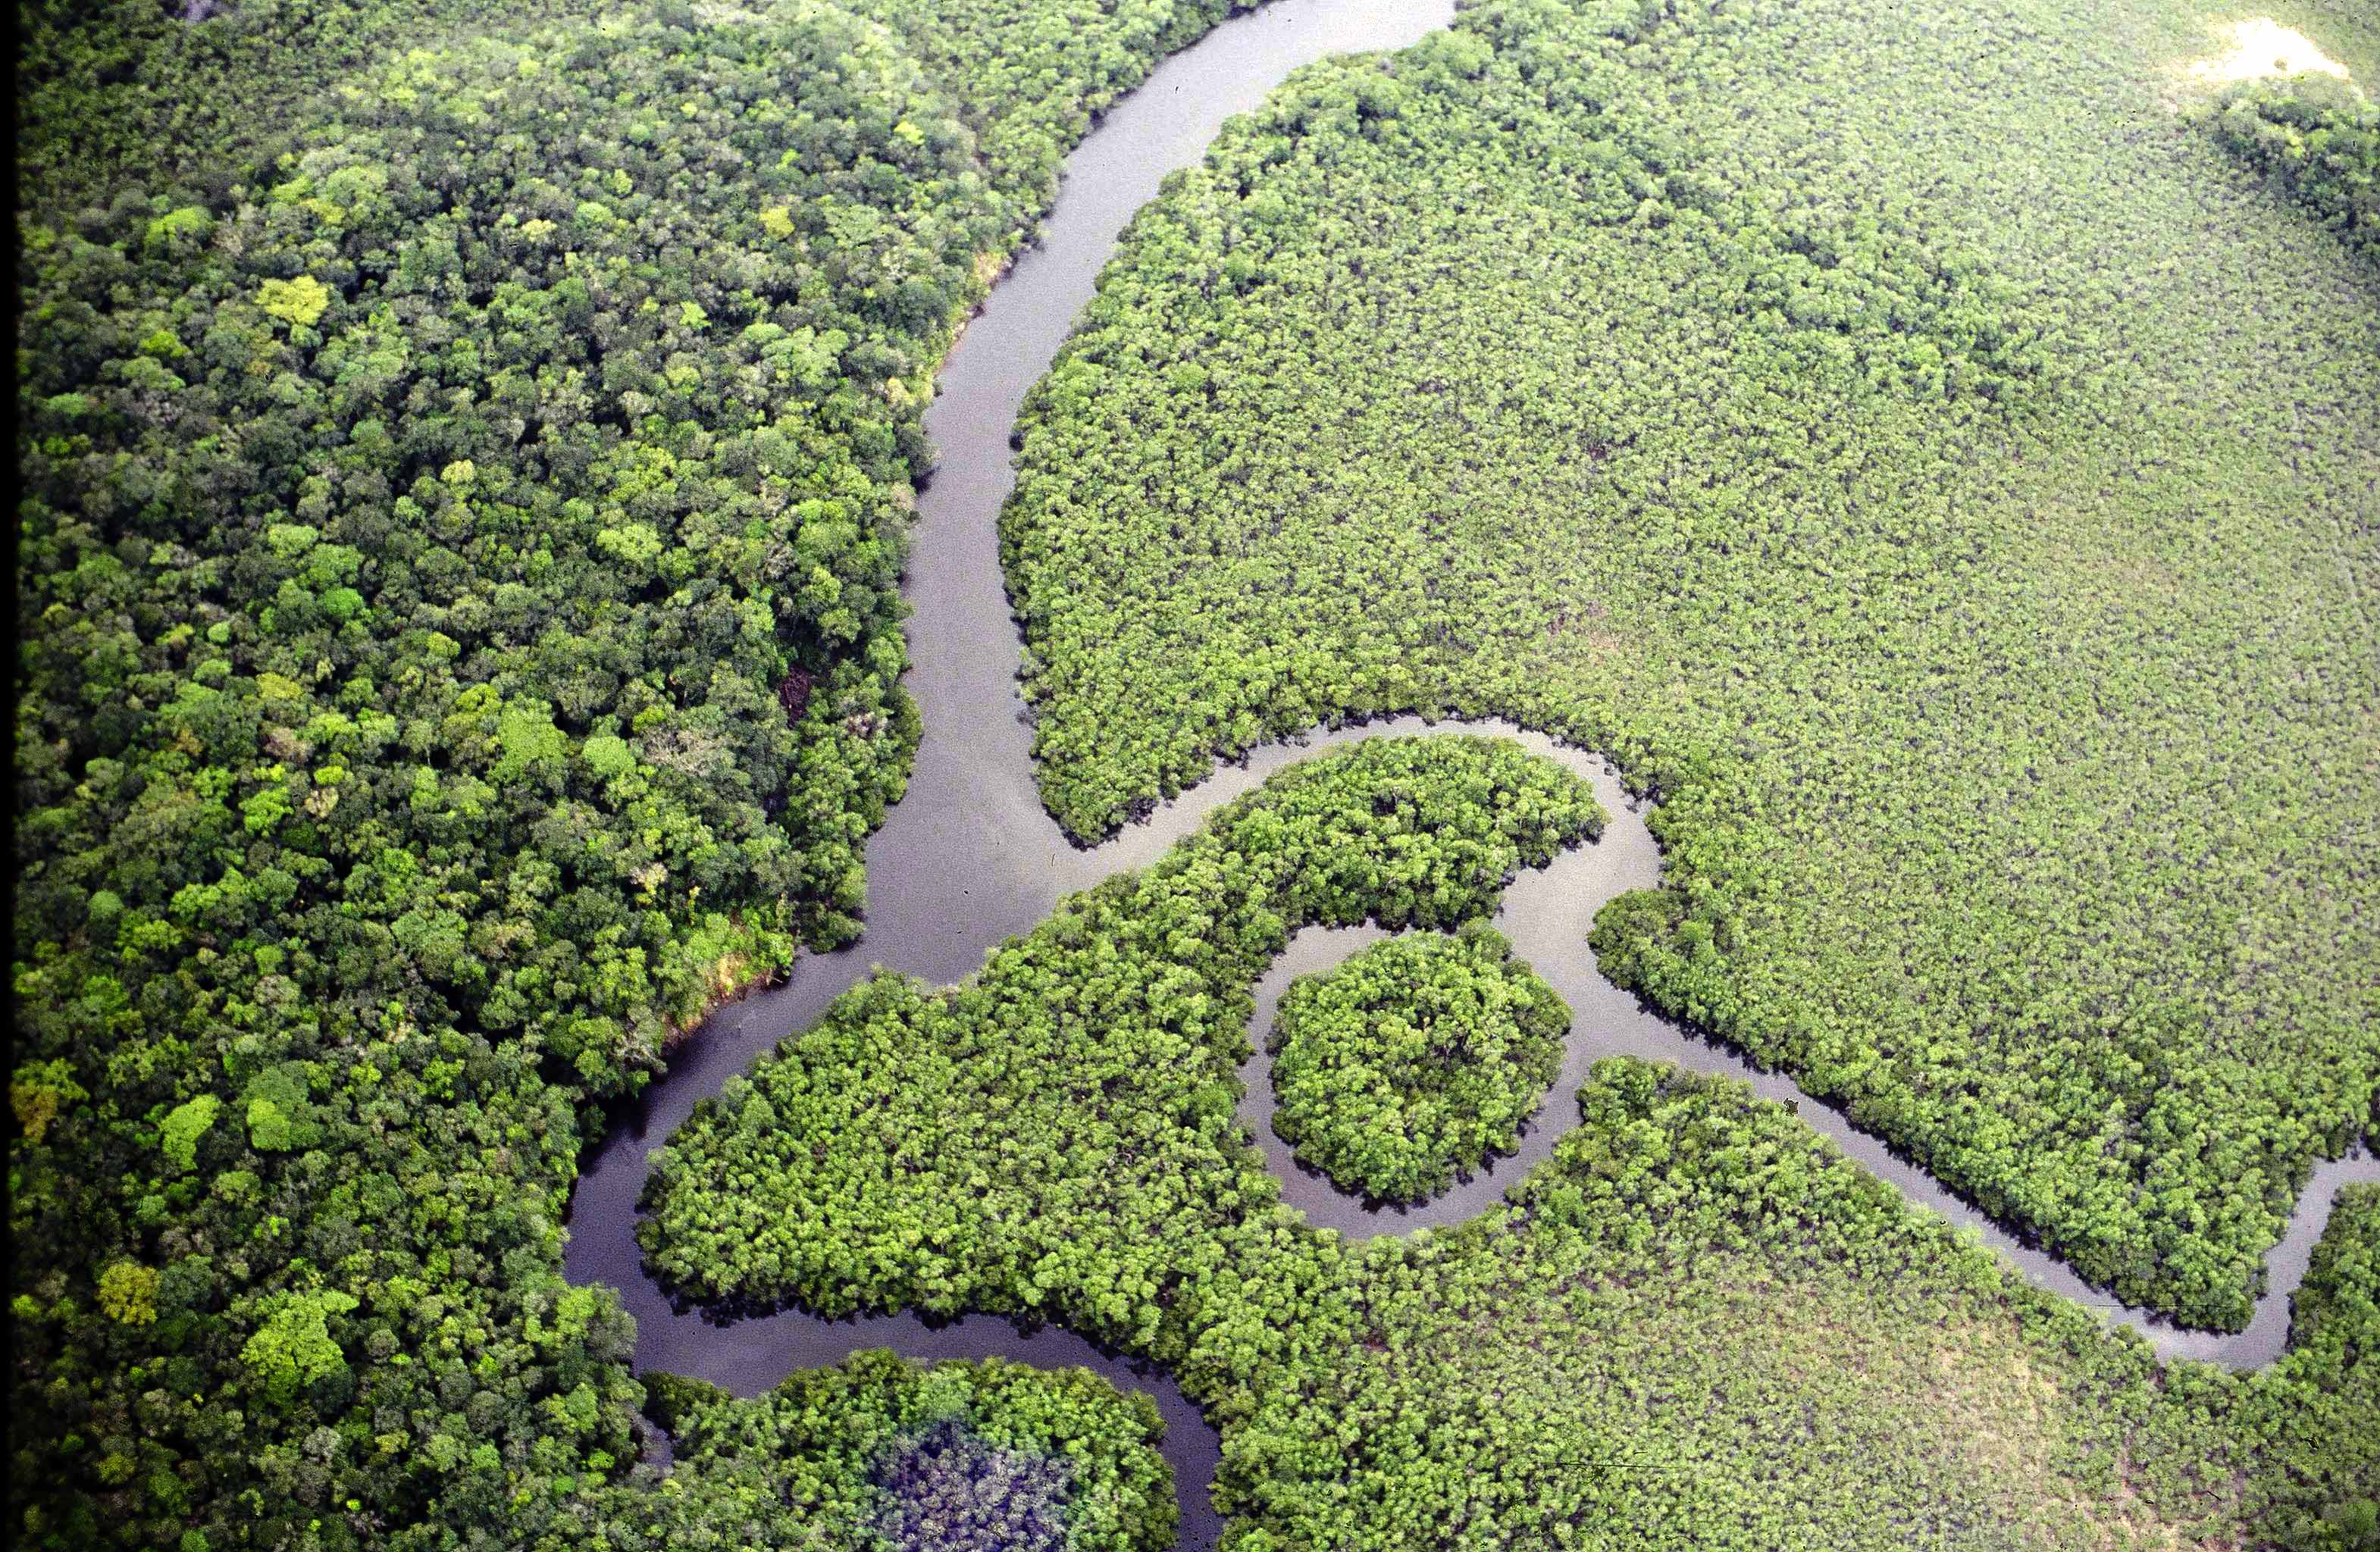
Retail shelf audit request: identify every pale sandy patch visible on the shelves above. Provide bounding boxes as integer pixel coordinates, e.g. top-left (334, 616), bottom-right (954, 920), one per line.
top-left (2184, 17), bottom-right (2353, 87)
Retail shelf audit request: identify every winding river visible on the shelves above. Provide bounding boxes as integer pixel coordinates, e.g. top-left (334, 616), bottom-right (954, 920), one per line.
top-left (563, 0), bottom-right (2379, 1542)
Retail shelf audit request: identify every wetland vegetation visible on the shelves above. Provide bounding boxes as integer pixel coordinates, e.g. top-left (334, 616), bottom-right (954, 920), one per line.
top-left (1264, 924), bottom-right (1568, 1203)
top-left (644, 740), bottom-right (2380, 1551)
top-left (999, 0), bottom-right (2380, 1331)
top-left (14, 0), bottom-right (2380, 1547)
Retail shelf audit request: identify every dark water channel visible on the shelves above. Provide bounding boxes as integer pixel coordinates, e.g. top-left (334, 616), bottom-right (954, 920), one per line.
top-left (562, 1), bottom-right (2378, 1542)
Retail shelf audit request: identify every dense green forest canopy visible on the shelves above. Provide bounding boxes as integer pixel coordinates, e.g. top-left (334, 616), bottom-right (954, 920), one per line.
top-left (638, 736), bottom-right (1606, 1331)
top-left (643, 737), bottom-right (2380, 1550)
top-left (642, 1353), bottom-right (1178, 1552)
top-left (2210, 71), bottom-right (2380, 260)
top-left (997, 0), bottom-right (2380, 1329)
top-left (15, 0), bottom-right (2380, 1547)
top-left (9, 2), bottom-right (1249, 1547)
top-left (14, 0), bottom-right (1251, 219)
top-left (1264, 922), bottom-right (1567, 1203)
top-left (21, 3), bottom-right (988, 1109)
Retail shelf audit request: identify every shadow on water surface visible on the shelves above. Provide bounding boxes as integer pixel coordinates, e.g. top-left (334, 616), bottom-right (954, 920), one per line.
top-left (562, 0), bottom-right (2378, 1544)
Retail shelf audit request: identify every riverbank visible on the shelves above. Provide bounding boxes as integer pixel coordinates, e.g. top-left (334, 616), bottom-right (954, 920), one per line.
top-left (562, 2), bottom-right (2378, 1544)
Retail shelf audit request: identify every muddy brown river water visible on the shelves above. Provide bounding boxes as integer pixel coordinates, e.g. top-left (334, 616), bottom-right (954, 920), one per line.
top-left (563, 2), bottom-right (2378, 1542)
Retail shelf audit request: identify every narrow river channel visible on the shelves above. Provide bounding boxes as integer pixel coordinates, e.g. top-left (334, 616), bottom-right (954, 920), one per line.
top-left (563, 1), bottom-right (2379, 1543)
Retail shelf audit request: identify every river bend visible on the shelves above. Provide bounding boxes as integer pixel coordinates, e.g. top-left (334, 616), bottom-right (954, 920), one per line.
top-left (562, 1), bottom-right (2378, 1544)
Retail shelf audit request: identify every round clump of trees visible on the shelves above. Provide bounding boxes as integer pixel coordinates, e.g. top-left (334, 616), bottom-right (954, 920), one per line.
top-left (1267, 923), bottom-right (1570, 1203)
